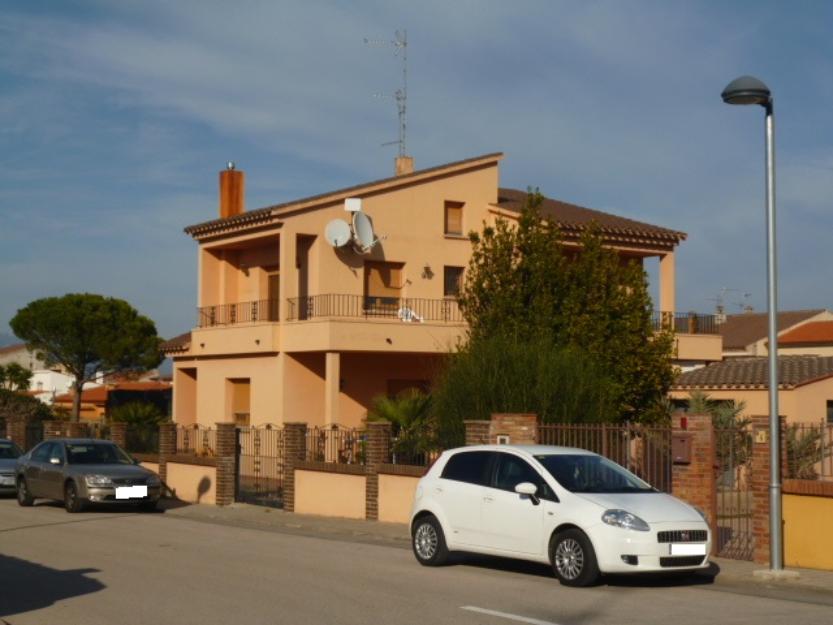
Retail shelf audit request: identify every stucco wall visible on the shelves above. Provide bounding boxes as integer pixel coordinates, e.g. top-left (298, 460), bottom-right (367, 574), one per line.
top-left (167, 461), bottom-right (217, 505)
top-left (784, 493), bottom-right (833, 571)
top-left (377, 473), bottom-right (420, 524)
top-left (140, 462), bottom-right (159, 474)
top-left (294, 469), bottom-right (366, 519)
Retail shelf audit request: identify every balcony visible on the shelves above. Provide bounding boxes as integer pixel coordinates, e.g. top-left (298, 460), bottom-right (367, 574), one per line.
top-left (197, 299), bottom-right (280, 328)
top-left (285, 294), bottom-right (463, 323)
top-left (652, 311), bottom-right (719, 335)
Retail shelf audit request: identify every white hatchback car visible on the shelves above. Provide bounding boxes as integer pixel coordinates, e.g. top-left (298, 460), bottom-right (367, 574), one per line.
top-left (410, 445), bottom-right (710, 586)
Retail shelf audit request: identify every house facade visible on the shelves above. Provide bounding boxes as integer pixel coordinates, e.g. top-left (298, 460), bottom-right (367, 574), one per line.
top-left (164, 153), bottom-right (717, 428)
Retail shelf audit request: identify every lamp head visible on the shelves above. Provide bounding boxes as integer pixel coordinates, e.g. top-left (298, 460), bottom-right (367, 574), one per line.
top-left (721, 75), bottom-right (771, 106)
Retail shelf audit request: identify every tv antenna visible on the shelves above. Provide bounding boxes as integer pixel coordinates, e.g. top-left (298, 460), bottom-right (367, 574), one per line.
top-left (708, 287), bottom-right (753, 316)
top-left (364, 29), bottom-right (408, 157)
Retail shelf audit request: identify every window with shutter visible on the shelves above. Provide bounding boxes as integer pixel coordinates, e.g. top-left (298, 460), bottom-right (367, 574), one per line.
top-left (444, 201), bottom-right (464, 235)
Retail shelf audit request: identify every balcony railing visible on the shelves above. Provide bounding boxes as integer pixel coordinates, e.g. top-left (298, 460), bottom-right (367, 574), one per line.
top-left (197, 299), bottom-right (279, 328)
top-left (286, 294), bottom-right (463, 323)
top-left (652, 311), bottom-right (719, 335)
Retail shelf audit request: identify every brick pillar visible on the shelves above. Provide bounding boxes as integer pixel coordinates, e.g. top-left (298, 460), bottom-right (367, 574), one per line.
top-left (490, 413), bottom-right (538, 445)
top-left (158, 422), bottom-right (176, 488)
top-left (214, 422), bottom-right (237, 506)
top-left (6, 416), bottom-right (29, 449)
top-left (283, 422), bottom-right (308, 513)
top-left (43, 420), bottom-right (64, 439)
top-left (365, 420), bottom-right (392, 520)
top-left (109, 422), bottom-right (127, 448)
top-left (671, 413), bottom-right (717, 549)
top-left (66, 422), bottom-right (88, 438)
top-left (464, 420), bottom-right (490, 446)
top-left (751, 413), bottom-right (787, 565)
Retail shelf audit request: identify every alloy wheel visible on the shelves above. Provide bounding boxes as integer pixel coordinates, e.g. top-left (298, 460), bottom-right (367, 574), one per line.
top-left (554, 538), bottom-right (585, 580)
top-left (414, 522), bottom-right (438, 560)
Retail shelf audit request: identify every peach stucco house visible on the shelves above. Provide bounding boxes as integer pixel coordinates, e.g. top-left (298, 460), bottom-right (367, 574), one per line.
top-left (163, 153), bottom-right (718, 428)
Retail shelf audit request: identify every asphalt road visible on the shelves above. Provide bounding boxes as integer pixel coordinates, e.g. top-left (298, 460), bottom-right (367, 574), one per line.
top-left (1, 498), bottom-right (832, 625)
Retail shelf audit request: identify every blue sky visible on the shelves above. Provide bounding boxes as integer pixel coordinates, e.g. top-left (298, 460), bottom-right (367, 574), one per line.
top-left (2, 0), bottom-right (832, 340)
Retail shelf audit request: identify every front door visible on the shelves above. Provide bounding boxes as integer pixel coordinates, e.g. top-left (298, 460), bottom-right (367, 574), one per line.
top-left (41, 442), bottom-right (67, 499)
top-left (481, 452), bottom-right (547, 555)
top-left (25, 442), bottom-right (53, 497)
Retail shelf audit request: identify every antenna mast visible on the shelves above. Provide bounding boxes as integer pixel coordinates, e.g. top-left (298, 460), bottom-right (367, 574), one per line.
top-left (365, 29), bottom-right (408, 157)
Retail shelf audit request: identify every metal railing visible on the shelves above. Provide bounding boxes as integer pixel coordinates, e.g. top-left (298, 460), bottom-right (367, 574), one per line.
top-left (652, 311), bottom-right (719, 335)
top-left (176, 425), bottom-right (217, 457)
top-left (197, 299), bottom-right (279, 328)
top-left (786, 422), bottom-right (833, 481)
top-left (124, 424), bottom-right (160, 454)
top-left (286, 294), bottom-right (463, 323)
top-left (537, 422), bottom-right (673, 492)
top-left (305, 425), bottom-right (366, 464)
top-left (715, 425), bottom-right (754, 560)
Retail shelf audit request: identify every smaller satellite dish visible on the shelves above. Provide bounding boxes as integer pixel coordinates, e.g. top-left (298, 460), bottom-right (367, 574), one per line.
top-left (352, 211), bottom-right (377, 253)
top-left (325, 219), bottom-right (352, 248)
top-left (344, 197), bottom-right (362, 213)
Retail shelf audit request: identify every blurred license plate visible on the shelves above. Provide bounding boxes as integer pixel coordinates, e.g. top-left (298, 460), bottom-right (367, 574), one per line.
top-left (115, 485), bottom-right (147, 499)
top-left (670, 543), bottom-right (706, 556)
top-left (0, 476), bottom-right (14, 486)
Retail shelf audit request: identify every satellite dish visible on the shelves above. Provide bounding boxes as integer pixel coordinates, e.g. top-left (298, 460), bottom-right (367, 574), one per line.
top-left (324, 219), bottom-right (352, 248)
top-left (352, 211), bottom-right (378, 253)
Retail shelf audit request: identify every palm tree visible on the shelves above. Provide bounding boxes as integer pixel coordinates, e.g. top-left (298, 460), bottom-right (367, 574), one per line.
top-left (367, 389), bottom-right (434, 463)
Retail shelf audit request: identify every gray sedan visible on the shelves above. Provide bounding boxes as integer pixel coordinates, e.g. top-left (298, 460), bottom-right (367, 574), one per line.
top-left (1, 438), bottom-right (23, 494)
top-left (16, 438), bottom-right (161, 512)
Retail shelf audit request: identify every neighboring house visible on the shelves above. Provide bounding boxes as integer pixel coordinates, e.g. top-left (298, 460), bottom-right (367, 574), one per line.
top-left (0, 343), bottom-right (48, 370)
top-left (670, 355), bottom-right (833, 424)
top-left (718, 309), bottom-right (833, 358)
top-left (53, 381), bottom-right (172, 422)
top-left (163, 153), bottom-right (717, 428)
top-left (28, 369), bottom-right (76, 404)
top-left (774, 321), bottom-right (833, 357)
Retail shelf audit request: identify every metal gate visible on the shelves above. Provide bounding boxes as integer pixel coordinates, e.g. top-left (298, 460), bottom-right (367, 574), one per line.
top-left (236, 425), bottom-right (284, 508)
top-left (715, 426), bottom-right (754, 560)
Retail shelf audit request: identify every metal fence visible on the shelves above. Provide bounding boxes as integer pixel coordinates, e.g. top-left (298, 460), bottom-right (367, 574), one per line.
top-left (197, 298), bottom-right (280, 327)
top-left (176, 425), bottom-right (217, 457)
top-left (286, 294), bottom-right (463, 323)
top-left (125, 424), bottom-right (160, 454)
top-left (715, 425), bottom-right (754, 560)
top-left (786, 422), bottom-right (833, 481)
top-left (537, 423), bottom-right (673, 492)
top-left (305, 426), bottom-right (366, 464)
top-left (237, 425), bottom-right (284, 507)
top-left (652, 311), bottom-right (719, 335)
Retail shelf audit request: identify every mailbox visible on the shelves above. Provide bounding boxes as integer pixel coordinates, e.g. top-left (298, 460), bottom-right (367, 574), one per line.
top-left (672, 433), bottom-right (692, 464)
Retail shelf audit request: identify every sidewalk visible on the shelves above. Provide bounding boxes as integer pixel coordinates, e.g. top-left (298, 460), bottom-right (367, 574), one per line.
top-left (161, 500), bottom-right (833, 596)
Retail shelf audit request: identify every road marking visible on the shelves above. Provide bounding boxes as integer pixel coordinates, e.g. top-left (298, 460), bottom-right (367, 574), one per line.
top-left (461, 606), bottom-right (560, 625)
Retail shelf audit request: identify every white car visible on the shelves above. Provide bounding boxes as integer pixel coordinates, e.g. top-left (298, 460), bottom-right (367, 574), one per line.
top-left (410, 445), bottom-right (710, 586)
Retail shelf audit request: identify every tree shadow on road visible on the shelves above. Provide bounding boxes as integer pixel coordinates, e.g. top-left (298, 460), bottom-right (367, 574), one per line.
top-left (0, 554), bottom-right (104, 618)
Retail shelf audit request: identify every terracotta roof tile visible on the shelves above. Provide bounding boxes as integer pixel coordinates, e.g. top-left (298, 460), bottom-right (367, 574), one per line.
top-left (161, 332), bottom-right (191, 353)
top-left (0, 343), bottom-right (26, 356)
top-left (673, 355), bottom-right (833, 390)
top-left (719, 309), bottom-right (826, 350)
top-left (778, 321), bottom-right (833, 345)
top-left (494, 188), bottom-right (686, 246)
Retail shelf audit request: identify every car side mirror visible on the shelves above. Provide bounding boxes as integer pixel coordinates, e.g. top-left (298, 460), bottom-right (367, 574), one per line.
top-left (49, 457), bottom-right (62, 466)
top-left (514, 481), bottom-right (540, 505)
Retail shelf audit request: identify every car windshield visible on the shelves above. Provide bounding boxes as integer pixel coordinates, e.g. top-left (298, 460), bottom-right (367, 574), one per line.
top-left (66, 443), bottom-right (133, 465)
top-left (0, 442), bottom-right (22, 459)
top-left (535, 454), bottom-right (653, 493)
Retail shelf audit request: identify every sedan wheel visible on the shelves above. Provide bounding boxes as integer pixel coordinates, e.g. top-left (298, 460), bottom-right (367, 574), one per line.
top-left (16, 477), bottom-right (34, 507)
top-left (411, 515), bottom-right (449, 566)
top-left (551, 529), bottom-right (600, 587)
top-left (64, 481), bottom-right (86, 513)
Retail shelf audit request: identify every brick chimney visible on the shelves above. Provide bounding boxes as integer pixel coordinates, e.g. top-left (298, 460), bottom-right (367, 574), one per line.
top-left (395, 155), bottom-right (414, 176)
top-left (219, 161), bottom-right (245, 218)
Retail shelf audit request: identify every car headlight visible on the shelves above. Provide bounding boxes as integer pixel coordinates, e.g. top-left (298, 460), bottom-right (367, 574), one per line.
top-left (602, 509), bottom-right (650, 532)
top-left (85, 475), bottom-right (114, 487)
top-left (146, 475), bottom-right (161, 487)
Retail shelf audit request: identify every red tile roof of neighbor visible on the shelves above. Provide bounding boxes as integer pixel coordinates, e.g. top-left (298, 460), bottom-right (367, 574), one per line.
top-left (0, 343), bottom-right (26, 356)
top-left (53, 382), bottom-right (171, 405)
top-left (160, 332), bottom-right (191, 353)
top-left (673, 355), bottom-right (833, 390)
top-left (719, 309), bottom-right (826, 350)
top-left (777, 321), bottom-right (833, 345)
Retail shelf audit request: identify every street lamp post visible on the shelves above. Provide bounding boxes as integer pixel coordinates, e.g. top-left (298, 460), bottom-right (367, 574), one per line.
top-left (721, 75), bottom-right (782, 571)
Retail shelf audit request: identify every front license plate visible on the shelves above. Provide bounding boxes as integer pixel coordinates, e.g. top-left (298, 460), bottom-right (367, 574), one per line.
top-left (115, 485), bottom-right (148, 499)
top-left (670, 543), bottom-right (706, 556)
